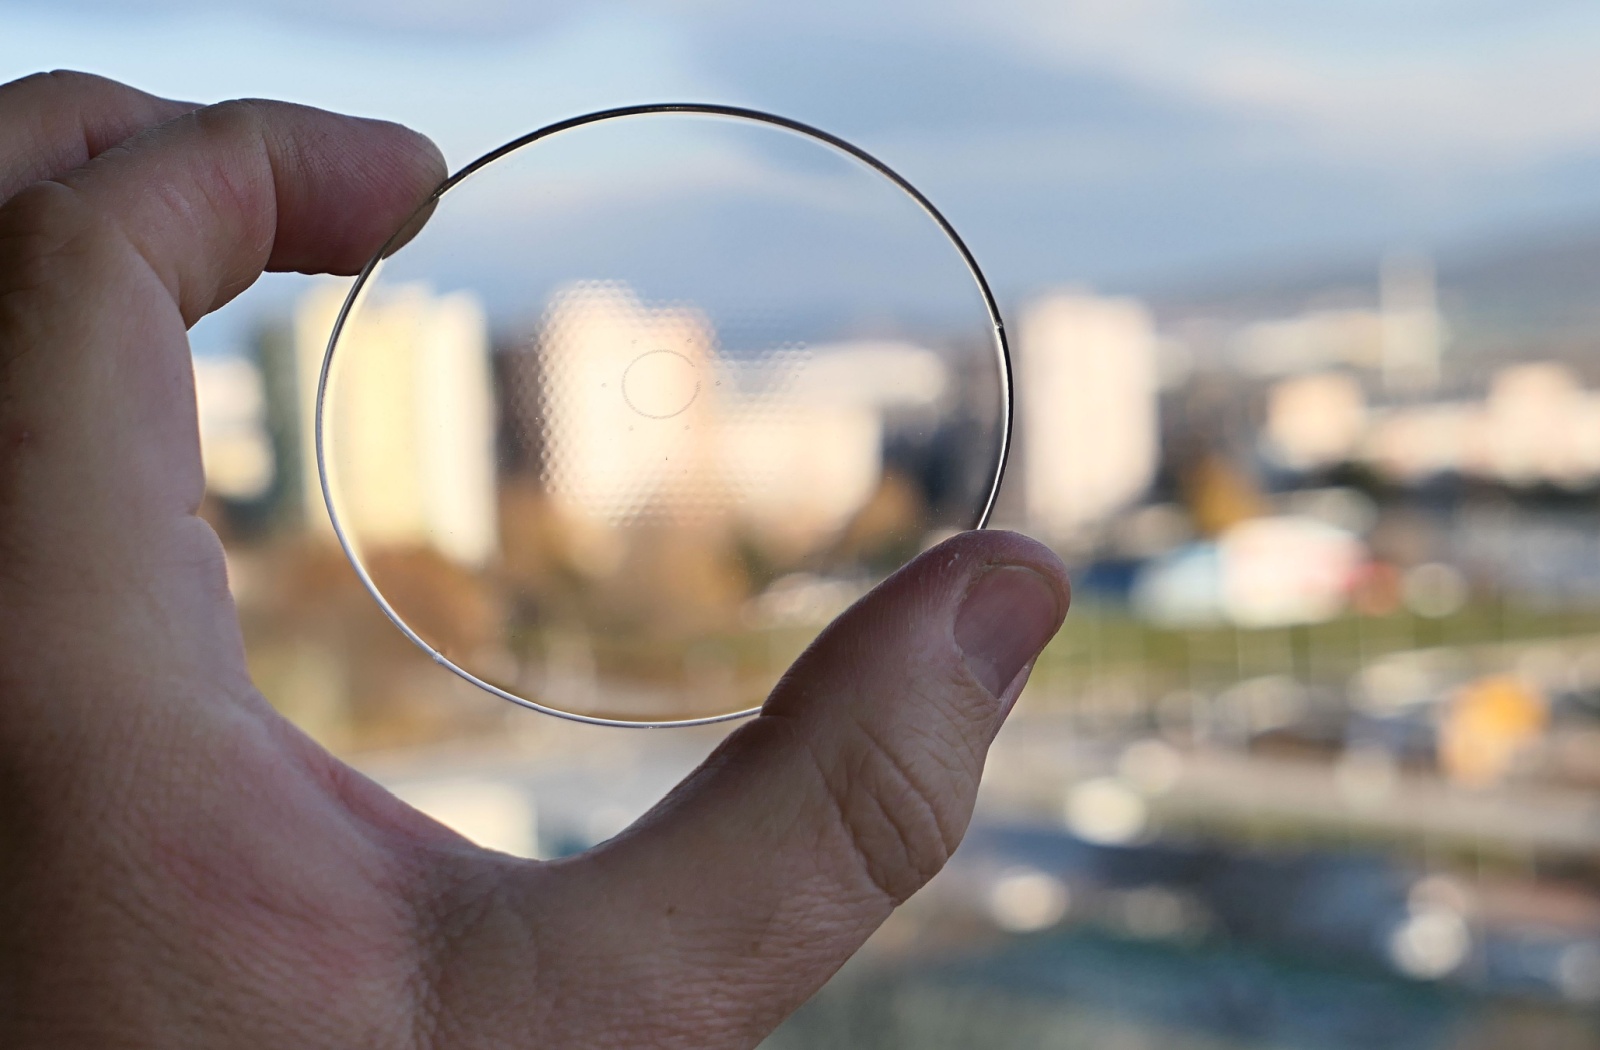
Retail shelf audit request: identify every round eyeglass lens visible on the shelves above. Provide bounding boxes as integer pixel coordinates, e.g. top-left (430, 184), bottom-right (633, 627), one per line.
top-left (317, 105), bottom-right (1010, 726)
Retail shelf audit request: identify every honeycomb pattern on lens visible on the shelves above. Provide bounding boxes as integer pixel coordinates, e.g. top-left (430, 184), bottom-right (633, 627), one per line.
top-left (496, 282), bottom-right (886, 555)
top-left (497, 284), bottom-right (769, 521)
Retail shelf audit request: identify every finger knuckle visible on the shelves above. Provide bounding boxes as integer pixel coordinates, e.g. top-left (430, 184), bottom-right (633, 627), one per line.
top-left (189, 98), bottom-right (268, 143)
top-left (182, 100), bottom-right (277, 237)
top-left (38, 68), bottom-right (115, 95)
top-left (3, 68), bottom-right (107, 99)
top-left (821, 712), bottom-right (963, 903)
top-left (0, 71), bottom-right (130, 132)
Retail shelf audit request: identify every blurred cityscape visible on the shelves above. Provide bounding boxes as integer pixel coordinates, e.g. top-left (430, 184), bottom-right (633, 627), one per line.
top-left (193, 222), bottom-right (1600, 1046)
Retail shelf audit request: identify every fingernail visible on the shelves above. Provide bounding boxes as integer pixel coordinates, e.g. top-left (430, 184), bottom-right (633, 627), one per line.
top-left (955, 565), bottom-right (1064, 698)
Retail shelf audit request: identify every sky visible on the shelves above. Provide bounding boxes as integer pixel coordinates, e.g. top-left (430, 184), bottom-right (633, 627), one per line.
top-left (6, 0), bottom-right (1600, 347)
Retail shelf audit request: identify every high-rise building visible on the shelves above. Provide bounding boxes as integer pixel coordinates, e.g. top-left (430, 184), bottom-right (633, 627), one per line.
top-left (1380, 252), bottom-right (1443, 395)
top-left (722, 342), bottom-right (941, 553)
top-left (527, 283), bottom-right (915, 557)
top-left (288, 281), bottom-right (498, 567)
top-left (533, 283), bottom-right (722, 525)
top-left (1231, 308), bottom-right (1385, 376)
top-left (1217, 254), bottom-right (1444, 391)
top-left (193, 354), bottom-right (274, 502)
top-left (1016, 292), bottom-right (1160, 538)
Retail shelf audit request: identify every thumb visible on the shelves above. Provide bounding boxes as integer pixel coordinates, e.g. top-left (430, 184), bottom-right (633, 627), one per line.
top-left (427, 530), bottom-right (1069, 1048)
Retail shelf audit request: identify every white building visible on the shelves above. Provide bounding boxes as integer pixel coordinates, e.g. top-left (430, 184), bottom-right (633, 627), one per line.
top-left (722, 342), bottom-right (942, 553)
top-left (535, 284), bottom-right (932, 557)
top-left (194, 354), bottom-right (274, 501)
top-left (536, 283), bottom-right (722, 525)
top-left (1359, 362), bottom-right (1600, 487)
top-left (1218, 516), bottom-right (1364, 627)
top-left (1222, 254), bottom-right (1444, 391)
top-left (1231, 308), bottom-right (1385, 376)
top-left (1380, 252), bottom-right (1443, 395)
top-left (1017, 292), bottom-right (1160, 538)
top-left (1265, 371), bottom-right (1368, 471)
top-left (299, 281), bottom-right (498, 567)
top-left (1482, 363), bottom-right (1600, 486)
top-left (1133, 516), bottom-right (1365, 628)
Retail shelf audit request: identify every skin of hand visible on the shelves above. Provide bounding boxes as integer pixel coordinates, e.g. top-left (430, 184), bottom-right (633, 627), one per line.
top-left (0, 71), bottom-right (1070, 1049)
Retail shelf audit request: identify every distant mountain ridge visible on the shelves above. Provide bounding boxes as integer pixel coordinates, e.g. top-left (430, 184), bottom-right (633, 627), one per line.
top-left (1137, 218), bottom-right (1600, 365)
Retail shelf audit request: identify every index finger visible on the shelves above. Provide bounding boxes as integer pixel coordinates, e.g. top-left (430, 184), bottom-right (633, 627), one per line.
top-left (0, 70), bottom-right (198, 203)
top-left (48, 97), bottom-right (447, 324)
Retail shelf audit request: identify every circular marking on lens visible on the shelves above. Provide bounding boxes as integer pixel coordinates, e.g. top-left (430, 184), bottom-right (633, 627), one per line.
top-left (621, 350), bottom-right (700, 419)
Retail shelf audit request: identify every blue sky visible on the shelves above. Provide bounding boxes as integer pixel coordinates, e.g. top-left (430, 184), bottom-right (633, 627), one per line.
top-left (6, 0), bottom-right (1600, 346)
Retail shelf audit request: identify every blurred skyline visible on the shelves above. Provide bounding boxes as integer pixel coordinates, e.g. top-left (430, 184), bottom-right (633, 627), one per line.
top-left (7, 0), bottom-right (1600, 316)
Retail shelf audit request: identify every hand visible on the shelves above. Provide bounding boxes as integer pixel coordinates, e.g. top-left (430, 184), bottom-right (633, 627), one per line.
top-left (0, 71), bottom-right (1069, 1049)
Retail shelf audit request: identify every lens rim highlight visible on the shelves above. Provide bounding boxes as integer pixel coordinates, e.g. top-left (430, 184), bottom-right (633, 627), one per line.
top-left (315, 102), bottom-right (1014, 728)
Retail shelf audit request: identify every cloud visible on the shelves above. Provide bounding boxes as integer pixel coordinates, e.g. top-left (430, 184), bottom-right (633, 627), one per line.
top-left (914, 0), bottom-right (1600, 169)
top-left (629, 0), bottom-right (1600, 171)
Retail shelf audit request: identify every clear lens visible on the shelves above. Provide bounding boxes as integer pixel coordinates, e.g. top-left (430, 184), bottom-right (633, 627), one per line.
top-left (318, 106), bottom-right (1010, 725)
